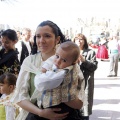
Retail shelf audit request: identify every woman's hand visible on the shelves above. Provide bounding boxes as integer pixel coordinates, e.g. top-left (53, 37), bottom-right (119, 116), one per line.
top-left (65, 98), bottom-right (83, 109)
top-left (39, 108), bottom-right (69, 120)
top-left (77, 55), bottom-right (85, 64)
top-left (79, 55), bottom-right (85, 62)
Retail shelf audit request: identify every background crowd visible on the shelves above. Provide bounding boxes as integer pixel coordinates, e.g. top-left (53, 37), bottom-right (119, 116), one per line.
top-left (0, 20), bottom-right (120, 120)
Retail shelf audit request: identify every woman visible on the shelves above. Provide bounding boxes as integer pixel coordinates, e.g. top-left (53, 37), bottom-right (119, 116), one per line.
top-left (12, 20), bottom-right (84, 120)
top-left (0, 29), bottom-right (20, 75)
top-left (96, 37), bottom-right (108, 61)
top-left (74, 33), bottom-right (98, 120)
top-left (0, 29), bottom-right (20, 97)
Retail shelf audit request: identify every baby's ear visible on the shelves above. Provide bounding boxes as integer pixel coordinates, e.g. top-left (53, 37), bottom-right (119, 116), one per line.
top-left (72, 60), bottom-right (78, 65)
top-left (9, 85), bottom-right (15, 91)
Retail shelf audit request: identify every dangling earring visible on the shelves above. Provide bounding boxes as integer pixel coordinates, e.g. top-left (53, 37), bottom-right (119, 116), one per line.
top-left (55, 44), bottom-right (60, 51)
top-left (53, 45), bottom-right (56, 51)
top-left (54, 43), bottom-right (58, 52)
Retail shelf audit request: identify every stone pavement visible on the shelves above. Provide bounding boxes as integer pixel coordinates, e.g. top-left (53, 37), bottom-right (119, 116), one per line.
top-left (90, 60), bottom-right (120, 120)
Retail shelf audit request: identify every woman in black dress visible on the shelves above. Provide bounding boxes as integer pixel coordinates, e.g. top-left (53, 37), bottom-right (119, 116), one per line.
top-left (74, 33), bottom-right (98, 120)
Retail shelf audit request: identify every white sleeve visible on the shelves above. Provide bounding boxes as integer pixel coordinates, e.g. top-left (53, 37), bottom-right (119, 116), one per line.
top-left (34, 70), bottom-right (66, 91)
top-left (42, 55), bottom-right (55, 70)
top-left (11, 68), bottom-right (30, 103)
top-left (15, 41), bottom-right (22, 62)
top-left (42, 62), bottom-right (52, 71)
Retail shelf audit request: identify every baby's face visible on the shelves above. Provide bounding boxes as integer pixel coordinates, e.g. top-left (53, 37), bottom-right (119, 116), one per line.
top-left (54, 47), bottom-right (73, 69)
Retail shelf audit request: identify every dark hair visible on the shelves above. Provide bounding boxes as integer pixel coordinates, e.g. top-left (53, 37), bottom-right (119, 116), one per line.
top-left (31, 36), bottom-right (37, 54)
top-left (32, 20), bottom-right (65, 54)
top-left (1, 29), bottom-right (18, 41)
top-left (73, 33), bottom-right (88, 49)
top-left (0, 73), bottom-right (17, 86)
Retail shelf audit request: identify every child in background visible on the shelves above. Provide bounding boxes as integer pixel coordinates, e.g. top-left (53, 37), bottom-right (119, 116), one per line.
top-left (0, 73), bottom-right (19, 120)
top-left (28, 41), bottom-right (85, 120)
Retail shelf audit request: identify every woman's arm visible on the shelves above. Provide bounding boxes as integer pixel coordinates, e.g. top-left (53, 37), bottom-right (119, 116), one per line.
top-left (18, 100), bottom-right (68, 120)
top-left (64, 98), bottom-right (83, 109)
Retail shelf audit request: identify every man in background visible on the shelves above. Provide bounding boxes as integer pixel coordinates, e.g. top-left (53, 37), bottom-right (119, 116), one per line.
top-left (15, 28), bottom-right (32, 65)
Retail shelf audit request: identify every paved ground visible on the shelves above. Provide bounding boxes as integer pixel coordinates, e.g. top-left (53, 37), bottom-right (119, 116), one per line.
top-left (90, 60), bottom-right (120, 120)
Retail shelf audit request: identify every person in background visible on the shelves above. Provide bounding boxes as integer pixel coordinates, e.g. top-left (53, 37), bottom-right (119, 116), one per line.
top-left (15, 28), bottom-right (32, 65)
top-left (74, 33), bottom-right (98, 120)
top-left (107, 35), bottom-right (120, 77)
top-left (0, 73), bottom-right (19, 120)
top-left (16, 30), bottom-right (22, 41)
top-left (0, 29), bottom-right (20, 97)
top-left (0, 30), bottom-right (3, 50)
top-left (0, 29), bottom-right (20, 75)
top-left (96, 37), bottom-right (108, 61)
top-left (11, 20), bottom-right (84, 120)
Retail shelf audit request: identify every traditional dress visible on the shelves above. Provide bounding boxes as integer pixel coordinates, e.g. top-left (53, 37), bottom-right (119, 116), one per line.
top-left (96, 45), bottom-right (108, 60)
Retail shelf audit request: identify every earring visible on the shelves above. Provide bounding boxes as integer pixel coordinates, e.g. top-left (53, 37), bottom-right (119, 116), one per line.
top-left (55, 44), bottom-right (60, 50)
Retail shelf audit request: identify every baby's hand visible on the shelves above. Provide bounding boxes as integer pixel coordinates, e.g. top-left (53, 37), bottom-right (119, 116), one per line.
top-left (41, 67), bottom-right (47, 73)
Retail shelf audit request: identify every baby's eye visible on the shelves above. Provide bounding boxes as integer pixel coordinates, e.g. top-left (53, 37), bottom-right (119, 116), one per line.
top-left (55, 55), bottom-right (59, 58)
top-left (62, 59), bottom-right (66, 62)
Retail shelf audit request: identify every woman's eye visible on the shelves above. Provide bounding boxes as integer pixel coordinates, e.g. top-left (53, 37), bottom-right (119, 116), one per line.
top-left (36, 36), bottom-right (40, 38)
top-left (45, 34), bottom-right (51, 38)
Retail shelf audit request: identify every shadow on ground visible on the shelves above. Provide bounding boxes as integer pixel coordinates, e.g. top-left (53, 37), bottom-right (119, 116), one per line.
top-left (90, 110), bottom-right (120, 120)
top-left (93, 99), bottom-right (120, 105)
top-left (94, 84), bottom-right (120, 88)
top-left (95, 77), bottom-right (120, 80)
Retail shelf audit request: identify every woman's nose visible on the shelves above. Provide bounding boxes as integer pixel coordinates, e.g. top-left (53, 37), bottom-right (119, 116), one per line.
top-left (39, 38), bottom-right (46, 44)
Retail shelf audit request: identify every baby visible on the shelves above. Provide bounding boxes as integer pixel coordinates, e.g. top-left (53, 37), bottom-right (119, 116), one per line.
top-left (33, 41), bottom-right (85, 111)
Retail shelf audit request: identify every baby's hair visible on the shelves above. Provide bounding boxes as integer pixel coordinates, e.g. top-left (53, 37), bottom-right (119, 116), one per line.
top-left (0, 73), bottom-right (17, 86)
top-left (60, 41), bottom-right (80, 63)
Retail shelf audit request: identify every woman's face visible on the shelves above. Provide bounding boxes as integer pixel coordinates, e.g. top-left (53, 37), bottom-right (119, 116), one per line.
top-left (1, 36), bottom-right (16, 51)
top-left (74, 36), bottom-right (85, 48)
top-left (36, 25), bottom-right (60, 55)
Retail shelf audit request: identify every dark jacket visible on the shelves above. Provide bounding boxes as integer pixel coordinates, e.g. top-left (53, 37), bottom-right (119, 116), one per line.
top-left (80, 48), bottom-right (98, 116)
top-left (20, 41), bottom-right (32, 65)
top-left (0, 48), bottom-right (20, 75)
